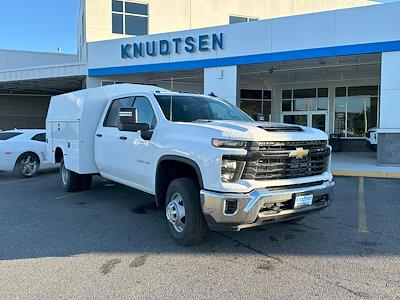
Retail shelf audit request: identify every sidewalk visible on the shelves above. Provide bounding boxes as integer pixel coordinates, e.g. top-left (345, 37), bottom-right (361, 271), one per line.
top-left (331, 152), bottom-right (400, 178)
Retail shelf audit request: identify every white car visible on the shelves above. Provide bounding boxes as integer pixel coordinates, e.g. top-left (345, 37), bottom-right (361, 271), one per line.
top-left (0, 129), bottom-right (53, 177)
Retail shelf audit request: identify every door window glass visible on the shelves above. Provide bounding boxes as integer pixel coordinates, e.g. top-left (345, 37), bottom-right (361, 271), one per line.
top-left (31, 133), bottom-right (46, 142)
top-left (133, 97), bottom-right (157, 130)
top-left (104, 97), bottom-right (134, 127)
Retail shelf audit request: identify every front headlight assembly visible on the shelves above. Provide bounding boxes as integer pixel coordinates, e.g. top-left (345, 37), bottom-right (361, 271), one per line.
top-left (221, 158), bottom-right (246, 182)
top-left (212, 138), bottom-right (247, 149)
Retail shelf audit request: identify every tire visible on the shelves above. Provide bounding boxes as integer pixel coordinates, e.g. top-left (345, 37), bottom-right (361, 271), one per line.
top-left (14, 153), bottom-right (40, 178)
top-left (60, 159), bottom-right (80, 192)
top-left (282, 216), bottom-right (305, 224)
top-left (165, 178), bottom-right (206, 246)
top-left (79, 174), bottom-right (92, 191)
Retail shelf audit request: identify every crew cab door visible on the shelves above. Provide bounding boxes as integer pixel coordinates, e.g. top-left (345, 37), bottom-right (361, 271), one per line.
top-left (95, 97), bottom-right (134, 177)
top-left (118, 96), bottom-right (157, 192)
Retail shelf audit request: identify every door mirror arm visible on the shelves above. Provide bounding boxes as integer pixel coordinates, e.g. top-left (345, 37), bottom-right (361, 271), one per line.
top-left (140, 130), bottom-right (153, 141)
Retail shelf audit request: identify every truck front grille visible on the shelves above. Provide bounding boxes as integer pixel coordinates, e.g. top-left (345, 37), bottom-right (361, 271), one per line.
top-left (241, 140), bottom-right (330, 181)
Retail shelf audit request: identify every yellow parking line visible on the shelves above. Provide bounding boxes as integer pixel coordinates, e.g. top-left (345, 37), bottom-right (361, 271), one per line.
top-left (358, 177), bottom-right (368, 234)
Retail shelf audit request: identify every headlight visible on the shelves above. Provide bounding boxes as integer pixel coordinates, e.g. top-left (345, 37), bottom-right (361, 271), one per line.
top-left (221, 159), bottom-right (246, 182)
top-left (212, 138), bottom-right (247, 149)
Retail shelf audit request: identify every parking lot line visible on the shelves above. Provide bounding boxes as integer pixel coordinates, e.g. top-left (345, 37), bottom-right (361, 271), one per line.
top-left (0, 178), bottom-right (33, 186)
top-left (55, 193), bottom-right (80, 200)
top-left (358, 177), bottom-right (368, 234)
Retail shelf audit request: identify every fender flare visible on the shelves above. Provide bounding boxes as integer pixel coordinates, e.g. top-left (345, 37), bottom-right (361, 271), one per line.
top-left (155, 155), bottom-right (204, 206)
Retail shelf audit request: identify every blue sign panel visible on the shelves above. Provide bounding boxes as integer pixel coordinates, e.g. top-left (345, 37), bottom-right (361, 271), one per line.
top-left (121, 33), bottom-right (224, 59)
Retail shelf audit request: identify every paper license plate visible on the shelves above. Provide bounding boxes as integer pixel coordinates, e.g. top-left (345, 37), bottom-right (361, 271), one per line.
top-left (294, 194), bottom-right (313, 208)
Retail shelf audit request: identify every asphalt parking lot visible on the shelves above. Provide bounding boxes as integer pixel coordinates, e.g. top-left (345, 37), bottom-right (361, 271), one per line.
top-left (0, 171), bottom-right (399, 299)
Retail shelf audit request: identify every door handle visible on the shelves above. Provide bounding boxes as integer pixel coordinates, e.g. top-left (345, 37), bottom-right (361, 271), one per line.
top-left (96, 134), bottom-right (103, 138)
top-left (119, 136), bottom-right (127, 140)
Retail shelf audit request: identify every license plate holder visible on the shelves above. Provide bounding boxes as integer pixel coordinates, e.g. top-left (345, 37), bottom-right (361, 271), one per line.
top-left (294, 194), bottom-right (313, 208)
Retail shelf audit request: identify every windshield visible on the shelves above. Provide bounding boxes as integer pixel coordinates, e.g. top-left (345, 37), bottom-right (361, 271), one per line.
top-left (155, 95), bottom-right (253, 122)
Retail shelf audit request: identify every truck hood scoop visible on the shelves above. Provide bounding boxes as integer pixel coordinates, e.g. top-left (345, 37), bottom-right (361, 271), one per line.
top-left (258, 125), bottom-right (304, 132)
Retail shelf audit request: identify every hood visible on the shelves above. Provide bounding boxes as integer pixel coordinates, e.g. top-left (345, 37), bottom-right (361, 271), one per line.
top-left (179, 120), bottom-right (328, 141)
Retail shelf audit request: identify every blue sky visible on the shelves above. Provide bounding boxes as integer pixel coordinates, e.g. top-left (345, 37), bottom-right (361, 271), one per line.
top-left (0, 0), bottom-right (397, 54)
top-left (0, 0), bottom-right (80, 54)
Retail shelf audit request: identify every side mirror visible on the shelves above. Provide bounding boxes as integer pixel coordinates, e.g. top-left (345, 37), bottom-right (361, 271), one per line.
top-left (118, 107), bottom-right (149, 132)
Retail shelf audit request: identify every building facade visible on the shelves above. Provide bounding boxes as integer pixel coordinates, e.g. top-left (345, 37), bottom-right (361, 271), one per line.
top-left (2, 0), bottom-right (400, 164)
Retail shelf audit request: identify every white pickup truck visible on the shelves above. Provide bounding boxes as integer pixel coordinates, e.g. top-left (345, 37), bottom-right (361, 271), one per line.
top-left (46, 84), bottom-right (334, 245)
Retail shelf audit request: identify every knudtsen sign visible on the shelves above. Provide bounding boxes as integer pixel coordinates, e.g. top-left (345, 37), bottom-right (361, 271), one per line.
top-left (121, 33), bottom-right (224, 59)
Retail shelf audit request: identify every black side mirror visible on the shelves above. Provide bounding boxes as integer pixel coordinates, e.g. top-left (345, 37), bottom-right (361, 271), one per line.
top-left (118, 107), bottom-right (149, 132)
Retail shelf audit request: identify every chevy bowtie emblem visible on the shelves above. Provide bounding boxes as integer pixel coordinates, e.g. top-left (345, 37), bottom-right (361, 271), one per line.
top-left (289, 147), bottom-right (309, 159)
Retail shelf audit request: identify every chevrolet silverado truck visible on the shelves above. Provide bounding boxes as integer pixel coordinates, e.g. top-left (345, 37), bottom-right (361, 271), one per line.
top-left (46, 84), bottom-right (334, 245)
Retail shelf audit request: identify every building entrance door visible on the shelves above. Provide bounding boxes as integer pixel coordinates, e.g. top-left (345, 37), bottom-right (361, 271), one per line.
top-left (282, 112), bottom-right (328, 132)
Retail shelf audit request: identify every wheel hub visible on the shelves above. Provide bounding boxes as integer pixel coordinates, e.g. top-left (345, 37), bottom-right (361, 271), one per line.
top-left (166, 193), bottom-right (186, 233)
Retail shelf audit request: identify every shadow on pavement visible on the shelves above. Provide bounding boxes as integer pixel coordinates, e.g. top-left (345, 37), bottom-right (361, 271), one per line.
top-left (0, 174), bottom-right (399, 260)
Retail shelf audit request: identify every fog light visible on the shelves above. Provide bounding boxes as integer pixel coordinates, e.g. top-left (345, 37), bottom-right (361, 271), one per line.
top-left (224, 200), bottom-right (238, 215)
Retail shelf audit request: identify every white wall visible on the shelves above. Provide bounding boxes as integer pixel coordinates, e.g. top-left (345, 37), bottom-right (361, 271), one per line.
top-left (380, 51), bottom-right (400, 129)
top-left (84, 0), bottom-right (376, 43)
top-left (0, 50), bottom-right (78, 71)
top-left (204, 66), bottom-right (238, 105)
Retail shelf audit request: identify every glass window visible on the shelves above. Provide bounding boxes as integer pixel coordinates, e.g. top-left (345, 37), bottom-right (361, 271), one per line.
top-left (0, 132), bottom-right (22, 140)
top-left (317, 98), bottom-right (329, 111)
top-left (348, 86), bottom-right (378, 97)
top-left (282, 90), bottom-right (292, 99)
top-left (125, 2), bottom-right (148, 15)
top-left (112, 0), bottom-right (123, 12)
top-left (31, 133), bottom-right (46, 142)
top-left (263, 101), bottom-right (272, 115)
top-left (334, 86), bottom-right (380, 137)
top-left (318, 88), bottom-right (328, 98)
top-left (334, 97), bottom-right (346, 135)
top-left (263, 90), bottom-right (272, 100)
top-left (132, 97), bottom-right (157, 129)
top-left (335, 87), bottom-right (346, 97)
top-left (125, 15), bottom-right (148, 36)
top-left (347, 96), bottom-right (366, 137)
top-left (283, 115), bottom-right (308, 126)
top-left (229, 16), bottom-right (248, 24)
top-left (240, 100), bottom-right (262, 117)
top-left (105, 97), bottom-right (134, 127)
top-left (112, 13), bottom-right (123, 34)
top-left (294, 99), bottom-right (308, 111)
top-left (112, 1), bottom-right (148, 35)
top-left (240, 89), bottom-right (262, 99)
top-left (282, 100), bottom-right (292, 112)
top-left (293, 88), bottom-right (316, 99)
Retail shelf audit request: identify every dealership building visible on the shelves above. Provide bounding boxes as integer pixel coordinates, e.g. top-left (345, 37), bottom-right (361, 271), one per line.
top-left (1, 0), bottom-right (400, 164)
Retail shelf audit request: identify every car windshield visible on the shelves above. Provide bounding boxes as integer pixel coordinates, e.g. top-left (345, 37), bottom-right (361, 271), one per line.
top-left (155, 95), bottom-right (253, 122)
top-left (0, 132), bottom-right (22, 140)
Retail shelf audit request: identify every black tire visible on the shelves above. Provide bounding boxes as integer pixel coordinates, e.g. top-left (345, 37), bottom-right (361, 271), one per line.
top-left (60, 159), bottom-right (80, 192)
top-left (79, 174), bottom-right (92, 191)
top-left (165, 178), bottom-right (206, 246)
top-left (14, 152), bottom-right (40, 178)
top-left (282, 216), bottom-right (305, 224)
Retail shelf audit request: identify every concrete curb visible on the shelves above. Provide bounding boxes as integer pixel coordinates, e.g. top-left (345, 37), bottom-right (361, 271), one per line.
top-left (332, 169), bottom-right (400, 179)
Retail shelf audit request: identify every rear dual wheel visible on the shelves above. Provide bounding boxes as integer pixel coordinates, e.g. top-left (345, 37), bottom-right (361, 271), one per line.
top-left (60, 159), bottom-right (92, 192)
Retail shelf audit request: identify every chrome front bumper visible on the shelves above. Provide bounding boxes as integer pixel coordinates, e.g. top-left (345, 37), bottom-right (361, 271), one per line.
top-left (200, 181), bottom-right (334, 231)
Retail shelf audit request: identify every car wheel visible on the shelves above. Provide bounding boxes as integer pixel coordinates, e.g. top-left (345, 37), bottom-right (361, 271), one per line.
top-left (60, 159), bottom-right (80, 192)
top-left (15, 153), bottom-right (40, 178)
top-left (165, 178), bottom-right (206, 246)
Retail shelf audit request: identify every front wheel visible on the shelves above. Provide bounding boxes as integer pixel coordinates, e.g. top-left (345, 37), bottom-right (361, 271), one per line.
top-left (165, 178), bottom-right (206, 246)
